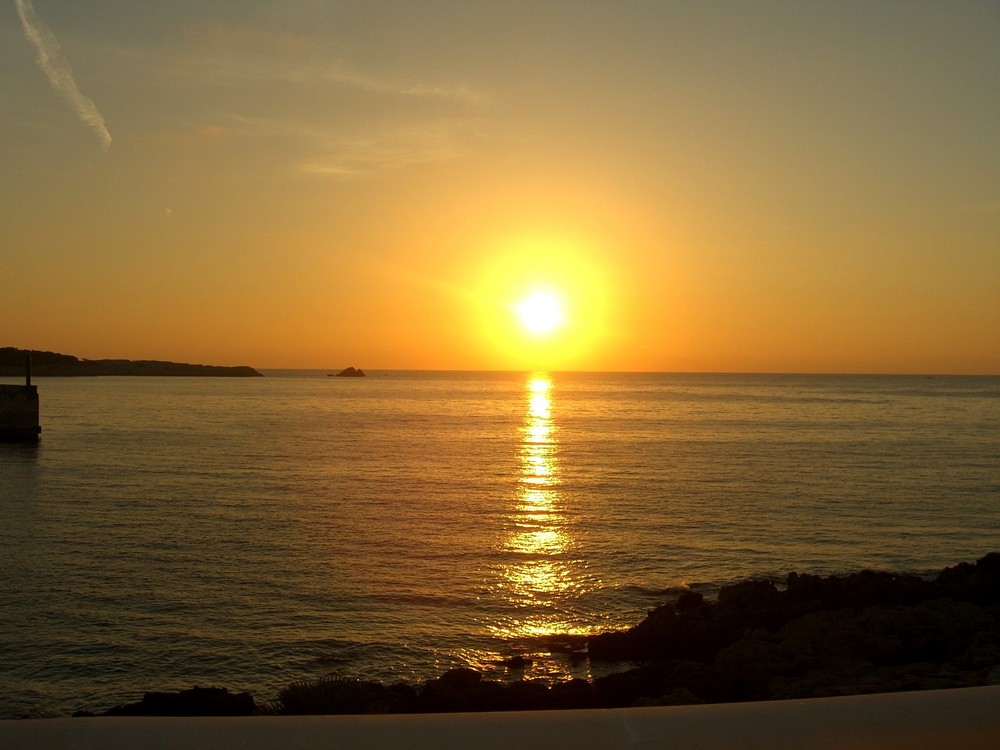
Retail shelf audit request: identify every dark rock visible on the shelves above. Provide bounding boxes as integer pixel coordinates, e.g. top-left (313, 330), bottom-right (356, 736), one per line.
top-left (436, 668), bottom-right (482, 689)
top-left (104, 686), bottom-right (257, 716)
top-left (676, 590), bottom-right (705, 611)
top-left (334, 367), bottom-right (366, 377)
top-left (501, 680), bottom-right (551, 710)
top-left (713, 596), bottom-right (1000, 702)
top-left (277, 678), bottom-right (415, 715)
top-left (936, 552), bottom-right (1000, 605)
top-left (717, 578), bottom-right (781, 611)
top-left (499, 655), bottom-right (533, 669)
top-left (547, 678), bottom-right (598, 710)
top-left (594, 661), bottom-right (678, 707)
top-left (417, 669), bottom-right (497, 713)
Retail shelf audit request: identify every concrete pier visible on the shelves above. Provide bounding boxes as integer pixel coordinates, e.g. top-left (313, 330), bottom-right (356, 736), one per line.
top-left (0, 354), bottom-right (41, 442)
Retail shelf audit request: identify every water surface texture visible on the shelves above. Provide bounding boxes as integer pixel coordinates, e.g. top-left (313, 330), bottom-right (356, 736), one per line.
top-left (1, 371), bottom-right (997, 718)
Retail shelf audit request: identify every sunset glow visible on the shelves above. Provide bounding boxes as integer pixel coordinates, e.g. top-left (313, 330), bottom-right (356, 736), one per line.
top-left (467, 234), bottom-right (615, 371)
top-left (5, 0), bottom-right (999, 719)
top-left (2, 3), bottom-right (997, 374)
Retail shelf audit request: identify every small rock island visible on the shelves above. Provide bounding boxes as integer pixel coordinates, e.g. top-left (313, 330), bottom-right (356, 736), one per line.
top-left (0, 347), bottom-right (262, 377)
top-left (332, 367), bottom-right (365, 377)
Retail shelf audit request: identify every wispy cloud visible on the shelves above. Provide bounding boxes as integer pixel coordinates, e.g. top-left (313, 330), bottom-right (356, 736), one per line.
top-left (110, 20), bottom-right (494, 177)
top-left (214, 113), bottom-right (491, 177)
top-left (175, 22), bottom-right (489, 106)
top-left (15, 0), bottom-right (112, 150)
top-left (297, 126), bottom-right (473, 177)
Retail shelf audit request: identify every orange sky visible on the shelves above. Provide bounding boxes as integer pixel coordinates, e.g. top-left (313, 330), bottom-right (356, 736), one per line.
top-left (3, 2), bottom-right (998, 373)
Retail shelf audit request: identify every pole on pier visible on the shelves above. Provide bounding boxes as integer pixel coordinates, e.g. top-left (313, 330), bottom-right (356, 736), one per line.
top-left (25, 352), bottom-right (32, 387)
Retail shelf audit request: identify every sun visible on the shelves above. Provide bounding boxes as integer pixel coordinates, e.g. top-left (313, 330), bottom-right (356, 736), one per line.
top-left (471, 231), bottom-right (614, 369)
top-left (515, 290), bottom-right (565, 336)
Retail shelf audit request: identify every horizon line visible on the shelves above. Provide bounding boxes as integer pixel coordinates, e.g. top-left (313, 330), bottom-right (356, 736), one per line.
top-left (258, 367), bottom-right (1000, 378)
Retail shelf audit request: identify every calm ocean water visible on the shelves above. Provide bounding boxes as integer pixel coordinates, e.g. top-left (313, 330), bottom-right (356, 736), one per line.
top-left (1, 371), bottom-right (998, 718)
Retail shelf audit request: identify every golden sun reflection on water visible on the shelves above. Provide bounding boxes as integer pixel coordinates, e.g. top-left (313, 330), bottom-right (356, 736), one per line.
top-left (489, 374), bottom-right (590, 646)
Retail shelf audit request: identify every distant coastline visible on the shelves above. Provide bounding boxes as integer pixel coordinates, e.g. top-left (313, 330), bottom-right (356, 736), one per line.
top-left (0, 347), bottom-right (262, 378)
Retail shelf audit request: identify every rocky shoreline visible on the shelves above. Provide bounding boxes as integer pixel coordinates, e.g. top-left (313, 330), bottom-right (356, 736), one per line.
top-left (79, 553), bottom-right (999, 716)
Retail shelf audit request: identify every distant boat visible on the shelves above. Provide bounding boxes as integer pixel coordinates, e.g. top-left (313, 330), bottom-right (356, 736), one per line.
top-left (329, 367), bottom-right (365, 377)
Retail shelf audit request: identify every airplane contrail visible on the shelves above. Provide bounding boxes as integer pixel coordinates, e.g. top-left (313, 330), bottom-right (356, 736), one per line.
top-left (15, 0), bottom-right (112, 151)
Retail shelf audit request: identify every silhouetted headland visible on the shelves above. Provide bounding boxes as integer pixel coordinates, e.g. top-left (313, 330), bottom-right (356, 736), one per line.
top-left (76, 553), bottom-right (1000, 717)
top-left (0, 348), bottom-right (262, 377)
top-left (331, 367), bottom-right (365, 377)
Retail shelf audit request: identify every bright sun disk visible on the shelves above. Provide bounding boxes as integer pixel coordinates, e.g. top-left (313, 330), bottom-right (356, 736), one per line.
top-left (515, 291), bottom-right (565, 336)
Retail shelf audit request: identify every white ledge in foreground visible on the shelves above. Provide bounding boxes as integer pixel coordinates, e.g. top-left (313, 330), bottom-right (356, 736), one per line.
top-left (2, 686), bottom-right (999, 750)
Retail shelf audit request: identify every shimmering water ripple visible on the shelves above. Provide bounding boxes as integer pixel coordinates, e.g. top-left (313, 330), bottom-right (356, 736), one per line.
top-left (1, 371), bottom-right (997, 718)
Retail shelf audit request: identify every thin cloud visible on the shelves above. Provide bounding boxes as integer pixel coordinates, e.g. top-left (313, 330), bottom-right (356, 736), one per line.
top-left (213, 113), bottom-right (489, 178)
top-left (298, 134), bottom-right (463, 177)
top-left (15, 0), bottom-right (112, 150)
top-left (302, 122), bottom-right (484, 176)
top-left (315, 65), bottom-right (488, 106)
top-left (176, 21), bottom-right (488, 106)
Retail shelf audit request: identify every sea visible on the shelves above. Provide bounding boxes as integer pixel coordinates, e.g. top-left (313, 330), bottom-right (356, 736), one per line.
top-left (1, 370), bottom-right (998, 719)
